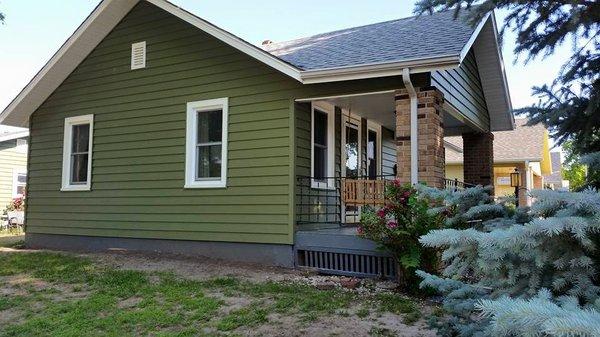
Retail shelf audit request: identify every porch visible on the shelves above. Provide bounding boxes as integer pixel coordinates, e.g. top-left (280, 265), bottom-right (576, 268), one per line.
top-left (292, 87), bottom-right (493, 277)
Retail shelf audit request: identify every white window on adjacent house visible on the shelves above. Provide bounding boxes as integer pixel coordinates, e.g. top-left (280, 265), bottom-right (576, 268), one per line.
top-left (311, 102), bottom-right (335, 189)
top-left (185, 98), bottom-right (228, 188)
top-left (12, 169), bottom-right (27, 198)
top-left (61, 115), bottom-right (93, 191)
top-left (15, 138), bottom-right (27, 154)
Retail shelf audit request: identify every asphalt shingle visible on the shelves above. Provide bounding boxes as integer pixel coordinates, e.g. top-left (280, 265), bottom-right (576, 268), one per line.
top-left (262, 10), bottom-right (475, 70)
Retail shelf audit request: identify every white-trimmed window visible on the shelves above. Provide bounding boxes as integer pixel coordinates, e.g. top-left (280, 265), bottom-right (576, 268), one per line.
top-left (366, 121), bottom-right (382, 179)
top-left (12, 169), bottom-right (27, 197)
top-left (15, 139), bottom-right (27, 154)
top-left (61, 115), bottom-right (93, 191)
top-left (185, 98), bottom-right (228, 188)
top-left (311, 102), bottom-right (335, 189)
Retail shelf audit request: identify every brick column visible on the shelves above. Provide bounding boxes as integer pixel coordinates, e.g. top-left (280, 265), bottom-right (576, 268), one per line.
top-left (395, 87), bottom-right (445, 188)
top-left (462, 132), bottom-right (494, 190)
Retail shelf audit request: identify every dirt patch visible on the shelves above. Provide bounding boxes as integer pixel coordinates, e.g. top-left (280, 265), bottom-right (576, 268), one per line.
top-left (117, 296), bottom-right (143, 309)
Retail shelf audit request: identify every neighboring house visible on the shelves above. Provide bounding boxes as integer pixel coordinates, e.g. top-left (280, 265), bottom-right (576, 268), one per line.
top-left (445, 118), bottom-right (552, 206)
top-left (544, 151), bottom-right (569, 191)
top-left (0, 126), bottom-right (28, 208)
top-left (0, 0), bottom-right (514, 274)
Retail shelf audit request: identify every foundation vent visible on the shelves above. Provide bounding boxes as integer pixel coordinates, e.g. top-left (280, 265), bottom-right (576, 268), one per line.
top-left (131, 41), bottom-right (146, 70)
top-left (296, 249), bottom-right (396, 279)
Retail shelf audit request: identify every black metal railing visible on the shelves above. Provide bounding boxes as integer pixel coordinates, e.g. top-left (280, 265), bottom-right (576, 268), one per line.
top-left (444, 178), bottom-right (475, 191)
top-left (296, 174), bottom-right (395, 226)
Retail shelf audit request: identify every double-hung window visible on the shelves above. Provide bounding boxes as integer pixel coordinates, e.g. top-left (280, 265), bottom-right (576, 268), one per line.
top-left (12, 169), bottom-right (26, 197)
top-left (61, 115), bottom-right (93, 191)
top-left (185, 98), bottom-right (228, 188)
top-left (311, 102), bottom-right (334, 189)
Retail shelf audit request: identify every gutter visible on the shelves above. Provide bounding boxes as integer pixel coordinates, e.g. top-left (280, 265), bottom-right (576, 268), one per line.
top-left (402, 68), bottom-right (418, 185)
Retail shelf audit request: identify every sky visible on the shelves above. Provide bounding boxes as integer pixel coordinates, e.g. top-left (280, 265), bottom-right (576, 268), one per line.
top-left (0, 0), bottom-right (573, 120)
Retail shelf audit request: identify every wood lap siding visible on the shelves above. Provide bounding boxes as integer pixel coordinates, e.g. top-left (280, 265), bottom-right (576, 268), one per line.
top-left (27, 2), bottom-right (415, 243)
top-left (431, 49), bottom-right (490, 131)
top-left (0, 140), bottom-right (27, 206)
top-left (27, 3), bottom-right (293, 244)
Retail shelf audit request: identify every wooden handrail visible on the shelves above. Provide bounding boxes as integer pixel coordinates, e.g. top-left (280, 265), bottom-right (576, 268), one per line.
top-left (342, 178), bottom-right (387, 205)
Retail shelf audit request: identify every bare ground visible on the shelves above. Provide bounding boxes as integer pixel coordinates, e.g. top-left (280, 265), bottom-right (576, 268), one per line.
top-left (0, 247), bottom-right (438, 336)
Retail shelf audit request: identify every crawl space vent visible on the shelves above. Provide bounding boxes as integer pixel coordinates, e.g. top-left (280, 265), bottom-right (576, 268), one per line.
top-left (131, 41), bottom-right (146, 70)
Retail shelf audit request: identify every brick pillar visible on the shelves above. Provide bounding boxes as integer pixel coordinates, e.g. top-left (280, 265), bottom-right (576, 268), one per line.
top-left (463, 132), bottom-right (494, 190)
top-left (395, 87), bottom-right (445, 188)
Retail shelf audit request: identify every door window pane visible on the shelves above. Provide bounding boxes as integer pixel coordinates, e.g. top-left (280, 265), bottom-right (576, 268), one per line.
top-left (313, 110), bottom-right (328, 180)
top-left (345, 125), bottom-right (359, 179)
top-left (368, 129), bottom-right (378, 179)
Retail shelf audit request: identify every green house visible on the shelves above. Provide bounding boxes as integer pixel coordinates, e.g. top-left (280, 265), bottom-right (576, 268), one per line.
top-left (0, 0), bottom-right (514, 276)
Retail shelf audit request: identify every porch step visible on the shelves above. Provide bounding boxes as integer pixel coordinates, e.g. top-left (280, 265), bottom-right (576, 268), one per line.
top-left (294, 228), bottom-right (396, 279)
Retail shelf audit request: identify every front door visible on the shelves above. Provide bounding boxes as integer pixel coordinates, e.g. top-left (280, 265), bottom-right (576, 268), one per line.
top-left (342, 114), bottom-right (361, 223)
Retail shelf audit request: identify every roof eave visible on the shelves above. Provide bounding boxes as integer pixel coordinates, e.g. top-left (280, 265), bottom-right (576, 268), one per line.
top-left (299, 55), bottom-right (461, 84)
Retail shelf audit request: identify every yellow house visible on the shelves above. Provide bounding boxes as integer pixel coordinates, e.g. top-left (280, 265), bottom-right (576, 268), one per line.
top-left (0, 126), bottom-right (28, 208)
top-left (445, 118), bottom-right (552, 206)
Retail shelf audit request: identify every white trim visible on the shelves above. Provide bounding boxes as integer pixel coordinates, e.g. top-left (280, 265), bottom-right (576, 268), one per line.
top-left (12, 168), bottom-right (27, 198)
top-left (402, 68), bottom-right (419, 185)
top-left (366, 120), bottom-right (382, 177)
top-left (0, 131), bottom-right (29, 143)
top-left (295, 90), bottom-right (396, 103)
top-left (311, 101), bottom-right (335, 189)
top-left (185, 97), bottom-right (228, 189)
top-left (459, 12), bottom-right (491, 62)
top-left (61, 114), bottom-right (94, 191)
top-left (130, 41), bottom-right (146, 70)
top-left (300, 55), bottom-right (460, 84)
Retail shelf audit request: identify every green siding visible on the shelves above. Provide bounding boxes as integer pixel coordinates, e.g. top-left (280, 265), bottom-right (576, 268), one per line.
top-left (27, 1), bottom-right (411, 245)
top-left (0, 139), bottom-right (27, 207)
top-left (431, 49), bottom-right (490, 131)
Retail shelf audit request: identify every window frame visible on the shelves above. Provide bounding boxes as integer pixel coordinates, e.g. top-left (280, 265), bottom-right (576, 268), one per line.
top-left (185, 98), bottom-right (229, 189)
top-left (12, 168), bottom-right (27, 198)
top-left (310, 101), bottom-right (335, 189)
top-left (61, 114), bottom-right (94, 191)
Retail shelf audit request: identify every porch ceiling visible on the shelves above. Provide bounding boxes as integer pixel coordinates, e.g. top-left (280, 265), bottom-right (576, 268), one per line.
top-left (319, 92), bottom-right (469, 135)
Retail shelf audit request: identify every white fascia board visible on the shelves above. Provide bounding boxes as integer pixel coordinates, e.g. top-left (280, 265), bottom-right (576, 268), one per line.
top-left (0, 131), bottom-right (29, 143)
top-left (0, 0), bottom-right (139, 127)
top-left (489, 13), bottom-right (515, 130)
top-left (299, 55), bottom-right (461, 84)
top-left (459, 11), bottom-right (491, 62)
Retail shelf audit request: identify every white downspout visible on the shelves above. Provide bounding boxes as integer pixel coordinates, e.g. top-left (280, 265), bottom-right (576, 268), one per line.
top-left (402, 68), bottom-right (418, 185)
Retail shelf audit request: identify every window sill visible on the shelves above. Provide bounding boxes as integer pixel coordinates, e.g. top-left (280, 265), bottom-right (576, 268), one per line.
top-left (311, 181), bottom-right (335, 190)
top-left (61, 185), bottom-right (91, 192)
top-left (184, 181), bottom-right (227, 189)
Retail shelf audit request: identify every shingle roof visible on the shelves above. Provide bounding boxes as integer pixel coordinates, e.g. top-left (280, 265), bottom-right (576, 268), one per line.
top-left (445, 118), bottom-right (547, 163)
top-left (262, 10), bottom-right (475, 70)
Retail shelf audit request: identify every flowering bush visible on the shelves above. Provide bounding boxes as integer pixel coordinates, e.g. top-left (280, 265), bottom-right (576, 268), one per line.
top-left (5, 197), bottom-right (25, 212)
top-left (358, 181), bottom-right (444, 290)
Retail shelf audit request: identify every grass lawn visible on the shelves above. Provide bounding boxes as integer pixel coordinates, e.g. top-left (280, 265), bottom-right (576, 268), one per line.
top-left (0, 247), bottom-right (436, 337)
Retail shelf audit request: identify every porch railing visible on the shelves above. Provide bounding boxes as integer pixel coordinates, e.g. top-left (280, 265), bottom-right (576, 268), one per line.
top-left (296, 175), bottom-right (395, 226)
top-left (444, 178), bottom-right (475, 191)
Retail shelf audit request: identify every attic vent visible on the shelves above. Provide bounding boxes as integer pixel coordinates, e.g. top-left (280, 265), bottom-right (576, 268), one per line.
top-left (131, 41), bottom-right (146, 70)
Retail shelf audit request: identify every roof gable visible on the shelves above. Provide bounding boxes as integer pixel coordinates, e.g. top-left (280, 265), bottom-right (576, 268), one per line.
top-left (0, 0), bottom-right (511, 130)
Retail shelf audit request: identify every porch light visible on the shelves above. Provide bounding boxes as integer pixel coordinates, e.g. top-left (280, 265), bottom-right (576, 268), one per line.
top-left (510, 168), bottom-right (521, 187)
top-left (510, 168), bottom-right (521, 207)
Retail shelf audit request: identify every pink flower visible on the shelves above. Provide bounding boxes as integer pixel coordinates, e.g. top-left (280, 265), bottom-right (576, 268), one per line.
top-left (393, 179), bottom-right (401, 187)
top-left (403, 191), bottom-right (411, 198)
top-left (377, 208), bottom-right (387, 218)
top-left (356, 226), bottom-right (364, 235)
top-left (387, 221), bottom-right (398, 229)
